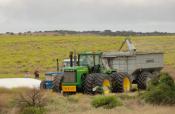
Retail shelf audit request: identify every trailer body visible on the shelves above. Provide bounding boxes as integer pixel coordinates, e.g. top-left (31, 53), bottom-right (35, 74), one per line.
top-left (102, 52), bottom-right (163, 82)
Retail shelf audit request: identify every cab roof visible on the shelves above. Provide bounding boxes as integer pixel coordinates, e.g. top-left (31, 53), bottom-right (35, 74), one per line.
top-left (79, 51), bottom-right (102, 55)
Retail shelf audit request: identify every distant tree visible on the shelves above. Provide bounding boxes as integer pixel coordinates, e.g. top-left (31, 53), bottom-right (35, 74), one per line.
top-left (18, 32), bottom-right (22, 35)
top-left (6, 32), bottom-right (14, 35)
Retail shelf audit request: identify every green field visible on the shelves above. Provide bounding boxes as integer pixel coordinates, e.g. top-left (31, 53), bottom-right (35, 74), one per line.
top-left (0, 35), bottom-right (175, 78)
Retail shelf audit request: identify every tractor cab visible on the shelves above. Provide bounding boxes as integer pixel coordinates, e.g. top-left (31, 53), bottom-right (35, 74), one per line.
top-left (78, 52), bottom-right (102, 73)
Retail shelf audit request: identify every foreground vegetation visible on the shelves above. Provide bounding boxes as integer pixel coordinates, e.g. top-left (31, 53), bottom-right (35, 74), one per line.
top-left (0, 72), bottom-right (174, 114)
top-left (142, 73), bottom-right (175, 105)
top-left (0, 35), bottom-right (175, 78)
top-left (91, 95), bottom-right (122, 109)
top-left (0, 88), bottom-right (175, 114)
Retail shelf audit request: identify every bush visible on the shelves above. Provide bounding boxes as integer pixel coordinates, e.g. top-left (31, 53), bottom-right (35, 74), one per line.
top-left (21, 107), bottom-right (46, 114)
top-left (91, 95), bottom-right (122, 109)
top-left (16, 88), bottom-right (47, 108)
top-left (15, 89), bottom-right (47, 114)
top-left (159, 73), bottom-right (174, 87)
top-left (143, 72), bottom-right (175, 105)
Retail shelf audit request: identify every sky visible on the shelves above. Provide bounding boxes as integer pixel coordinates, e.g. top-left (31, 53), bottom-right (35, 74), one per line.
top-left (0, 0), bottom-right (175, 33)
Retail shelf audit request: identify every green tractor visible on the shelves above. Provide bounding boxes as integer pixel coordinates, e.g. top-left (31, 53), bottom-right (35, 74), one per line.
top-left (52, 51), bottom-right (132, 94)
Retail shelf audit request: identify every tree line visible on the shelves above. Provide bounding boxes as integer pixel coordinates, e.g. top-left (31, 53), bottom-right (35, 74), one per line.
top-left (3, 30), bottom-right (175, 36)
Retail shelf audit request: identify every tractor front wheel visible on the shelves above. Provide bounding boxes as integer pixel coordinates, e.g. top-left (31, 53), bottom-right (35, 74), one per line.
top-left (52, 76), bottom-right (63, 92)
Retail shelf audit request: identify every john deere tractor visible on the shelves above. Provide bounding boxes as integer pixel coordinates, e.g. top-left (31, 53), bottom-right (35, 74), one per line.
top-left (52, 51), bottom-right (132, 94)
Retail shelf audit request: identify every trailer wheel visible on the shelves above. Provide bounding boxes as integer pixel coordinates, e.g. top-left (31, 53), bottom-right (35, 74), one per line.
top-left (84, 73), bottom-right (111, 94)
top-left (52, 76), bottom-right (63, 92)
top-left (137, 71), bottom-right (152, 89)
top-left (111, 72), bottom-right (132, 92)
top-left (40, 81), bottom-right (46, 89)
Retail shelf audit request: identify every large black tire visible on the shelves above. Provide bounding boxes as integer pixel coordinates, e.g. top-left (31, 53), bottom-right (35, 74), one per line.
top-left (84, 73), bottom-right (111, 94)
top-left (52, 76), bottom-right (63, 92)
top-left (84, 73), bottom-right (96, 94)
top-left (111, 72), bottom-right (132, 92)
top-left (137, 71), bottom-right (152, 90)
top-left (40, 81), bottom-right (46, 89)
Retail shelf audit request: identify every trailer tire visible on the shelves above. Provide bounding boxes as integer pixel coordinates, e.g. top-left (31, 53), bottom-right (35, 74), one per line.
top-left (40, 81), bottom-right (46, 89)
top-left (137, 71), bottom-right (152, 89)
top-left (84, 73), bottom-right (111, 94)
top-left (52, 76), bottom-right (63, 92)
top-left (111, 72), bottom-right (132, 92)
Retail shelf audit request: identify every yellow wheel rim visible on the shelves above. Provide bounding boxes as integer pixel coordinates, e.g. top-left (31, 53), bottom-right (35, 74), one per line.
top-left (103, 79), bottom-right (111, 94)
top-left (123, 77), bottom-right (131, 92)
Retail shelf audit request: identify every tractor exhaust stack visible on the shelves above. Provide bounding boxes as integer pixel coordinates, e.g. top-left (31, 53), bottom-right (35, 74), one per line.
top-left (74, 49), bottom-right (77, 66)
top-left (56, 58), bottom-right (59, 72)
top-left (69, 51), bottom-right (73, 67)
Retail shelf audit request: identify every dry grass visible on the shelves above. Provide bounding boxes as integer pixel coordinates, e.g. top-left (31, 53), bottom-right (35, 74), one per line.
top-left (45, 92), bottom-right (175, 114)
top-left (77, 105), bottom-right (175, 114)
top-left (0, 88), bottom-right (174, 114)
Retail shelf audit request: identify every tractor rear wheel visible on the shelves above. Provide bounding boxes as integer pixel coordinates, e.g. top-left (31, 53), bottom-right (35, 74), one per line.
top-left (84, 73), bottom-right (111, 94)
top-left (111, 72), bottom-right (132, 92)
top-left (40, 81), bottom-right (46, 89)
top-left (52, 76), bottom-right (63, 92)
top-left (137, 71), bottom-right (152, 89)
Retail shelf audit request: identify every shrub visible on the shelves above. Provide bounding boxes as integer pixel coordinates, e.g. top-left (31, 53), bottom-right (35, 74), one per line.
top-left (15, 89), bottom-right (47, 114)
top-left (16, 88), bottom-right (47, 108)
top-left (21, 107), bottom-right (46, 114)
top-left (159, 73), bottom-right (174, 87)
top-left (91, 95), bottom-right (122, 109)
top-left (143, 72), bottom-right (175, 105)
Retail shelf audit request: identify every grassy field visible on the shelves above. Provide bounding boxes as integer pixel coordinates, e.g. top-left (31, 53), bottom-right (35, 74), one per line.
top-left (0, 35), bottom-right (175, 78)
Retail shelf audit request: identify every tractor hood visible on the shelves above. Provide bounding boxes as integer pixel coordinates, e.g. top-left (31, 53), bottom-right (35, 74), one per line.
top-left (64, 66), bottom-right (88, 71)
